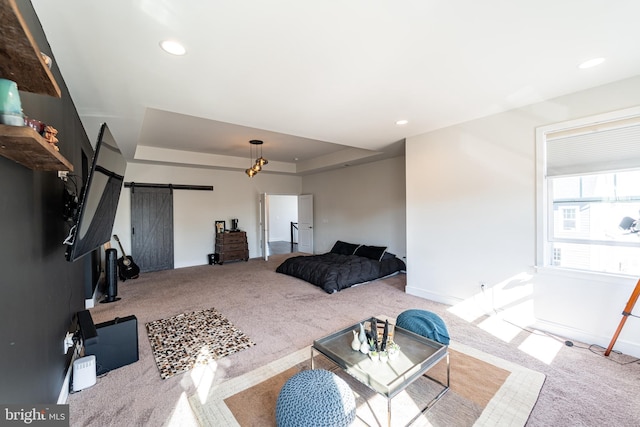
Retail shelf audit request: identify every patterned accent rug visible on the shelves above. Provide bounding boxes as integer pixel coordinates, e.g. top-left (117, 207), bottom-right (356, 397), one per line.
top-left (146, 307), bottom-right (255, 379)
top-left (188, 341), bottom-right (545, 426)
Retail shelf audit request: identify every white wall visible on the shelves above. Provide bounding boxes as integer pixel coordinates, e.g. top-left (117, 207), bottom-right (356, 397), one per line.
top-left (268, 195), bottom-right (298, 242)
top-left (112, 163), bottom-right (301, 268)
top-left (302, 156), bottom-right (406, 257)
top-left (406, 75), bottom-right (640, 357)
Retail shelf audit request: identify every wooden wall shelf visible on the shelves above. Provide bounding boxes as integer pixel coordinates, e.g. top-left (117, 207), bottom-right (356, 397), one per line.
top-left (0, 124), bottom-right (73, 171)
top-left (0, 0), bottom-right (61, 97)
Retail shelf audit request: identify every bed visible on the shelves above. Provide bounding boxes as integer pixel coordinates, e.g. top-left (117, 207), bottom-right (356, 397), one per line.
top-left (275, 240), bottom-right (406, 294)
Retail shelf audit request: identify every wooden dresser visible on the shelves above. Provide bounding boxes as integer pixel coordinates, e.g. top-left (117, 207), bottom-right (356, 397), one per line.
top-left (215, 231), bottom-right (249, 264)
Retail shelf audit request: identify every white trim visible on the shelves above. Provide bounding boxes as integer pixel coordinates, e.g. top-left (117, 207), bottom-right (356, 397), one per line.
top-left (535, 105), bottom-right (640, 272)
top-left (85, 279), bottom-right (105, 309)
top-left (533, 318), bottom-right (640, 357)
top-left (405, 286), bottom-right (463, 307)
top-left (57, 343), bottom-right (81, 404)
top-left (537, 106), bottom-right (640, 137)
top-left (535, 266), bottom-right (637, 286)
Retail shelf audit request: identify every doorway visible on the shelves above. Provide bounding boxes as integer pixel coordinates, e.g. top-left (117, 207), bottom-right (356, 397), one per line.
top-left (266, 194), bottom-right (298, 256)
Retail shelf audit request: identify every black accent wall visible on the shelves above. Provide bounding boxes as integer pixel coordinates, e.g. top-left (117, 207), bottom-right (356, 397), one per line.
top-left (0, 0), bottom-right (94, 403)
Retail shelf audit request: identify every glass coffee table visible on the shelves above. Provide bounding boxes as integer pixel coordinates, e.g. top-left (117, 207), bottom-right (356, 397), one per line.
top-left (311, 317), bottom-right (449, 427)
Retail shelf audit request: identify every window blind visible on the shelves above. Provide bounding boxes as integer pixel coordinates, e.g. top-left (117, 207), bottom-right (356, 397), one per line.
top-left (546, 118), bottom-right (640, 177)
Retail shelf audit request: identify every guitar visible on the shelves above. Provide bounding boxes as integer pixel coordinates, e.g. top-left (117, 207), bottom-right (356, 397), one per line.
top-left (113, 234), bottom-right (140, 280)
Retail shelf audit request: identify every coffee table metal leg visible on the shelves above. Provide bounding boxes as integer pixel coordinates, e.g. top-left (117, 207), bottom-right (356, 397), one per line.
top-left (310, 347), bottom-right (315, 369)
top-left (406, 352), bottom-right (450, 426)
top-left (388, 397), bottom-right (392, 427)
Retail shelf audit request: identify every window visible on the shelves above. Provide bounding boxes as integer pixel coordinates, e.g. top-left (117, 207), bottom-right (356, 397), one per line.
top-left (561, 207), bottom-right (577, 231)
top-left (537, 107), bottom-right (640, 276)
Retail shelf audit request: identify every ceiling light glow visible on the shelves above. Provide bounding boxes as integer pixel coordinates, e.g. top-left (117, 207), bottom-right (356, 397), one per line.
top-left (160, 40), bottom-right (186, 56)
top-left (578, 57), bottom-right (605, 69)
top-left (396, 119), bottom-right (408, 125)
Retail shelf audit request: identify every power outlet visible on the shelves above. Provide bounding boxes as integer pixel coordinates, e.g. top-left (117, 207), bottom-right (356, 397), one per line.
top-left (63, 332), bottom-right (74, 354)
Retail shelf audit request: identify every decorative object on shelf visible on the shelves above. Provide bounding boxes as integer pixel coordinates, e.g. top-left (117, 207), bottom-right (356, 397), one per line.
top-left (40, 52), bottom-right (52, 69)
top-left (381, 320), bottom-right (389, 351)
top-left (358, 322), bottom-right (366, 344)
top-left (388, 341), bottom-right (400, 360)
top-left (215, 220), bottom-right (225, 234)
top-left (368, 338), bottom-right (379, 360)
top-left (0, 78), bottom-right (24, 126)
top-left (351, 330), bottom-right (361, 351)
top-left (24, 117), bottom-right (44, 134)
top-left (43, 125), bottom-right (59, 151)
top-left (359, 318), bottom-right (397, 358)
top-left (230, 218), bottom-right (239, 231)
top-left (245, 139), bottom-right (268, 177)
top-left (369, 319), bottom-right (378, 351)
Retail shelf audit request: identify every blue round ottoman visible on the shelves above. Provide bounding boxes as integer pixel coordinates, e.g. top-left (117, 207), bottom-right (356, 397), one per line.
top-left (396, 309), bottom-right (450, 345)
top-left (275, 369), bottom-right (356, 427)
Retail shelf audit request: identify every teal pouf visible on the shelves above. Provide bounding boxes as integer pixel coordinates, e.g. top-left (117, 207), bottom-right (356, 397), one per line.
top-left (396, 309), bottom-right (450, 345)
top-left (275, 369), bottom-right (356, 427)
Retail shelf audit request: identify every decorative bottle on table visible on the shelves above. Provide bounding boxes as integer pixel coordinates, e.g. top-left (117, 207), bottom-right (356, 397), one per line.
top-left (351, 330), bottom-right (361, 351)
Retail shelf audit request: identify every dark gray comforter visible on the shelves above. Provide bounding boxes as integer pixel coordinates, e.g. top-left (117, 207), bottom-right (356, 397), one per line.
top-left (275, 252), bottom-right (406, 294)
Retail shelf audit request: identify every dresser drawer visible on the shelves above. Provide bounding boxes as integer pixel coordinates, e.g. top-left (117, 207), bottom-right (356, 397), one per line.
top-left (217, 249), bottom-right (249, 264)
top-left (216, 242), bottom-right (247, 252)
top-left (216, 232), bottom-right (246, 244)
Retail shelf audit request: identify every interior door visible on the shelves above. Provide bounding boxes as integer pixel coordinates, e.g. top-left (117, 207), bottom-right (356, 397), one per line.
top-left (130, 187), bottom-right (174, 272)
top-left (260, 193), bottom-right (269, 260)
top-left (297, 194), bottom-right (313, 253)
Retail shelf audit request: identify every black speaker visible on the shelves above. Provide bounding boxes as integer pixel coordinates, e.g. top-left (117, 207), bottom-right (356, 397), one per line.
top-left (101, 248), bottom-right (120, 303)
top-left (84, 315), bottom-right (139, 375)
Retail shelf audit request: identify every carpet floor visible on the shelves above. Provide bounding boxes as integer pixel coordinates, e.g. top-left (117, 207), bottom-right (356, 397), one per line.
top-left (66, 253), bottom-right (640, 426)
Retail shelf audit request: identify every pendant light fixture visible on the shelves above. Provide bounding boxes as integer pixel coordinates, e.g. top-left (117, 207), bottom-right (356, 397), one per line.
top-left (245, 139), bottom-right (268, 177)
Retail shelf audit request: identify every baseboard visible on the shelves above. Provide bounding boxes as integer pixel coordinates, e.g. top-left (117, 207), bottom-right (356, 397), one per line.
top-left (405, 285), bottom-right (463, 307)
top-left (533, 318), bottom-right (640, 358)
top-left (85, 283), bottom-right (104, 309)
top-left (57, 342), bottom-right (81, 404)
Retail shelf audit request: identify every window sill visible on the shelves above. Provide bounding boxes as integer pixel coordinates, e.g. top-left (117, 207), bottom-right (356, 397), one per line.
top-left (535, 266), bottom-right (637, 286)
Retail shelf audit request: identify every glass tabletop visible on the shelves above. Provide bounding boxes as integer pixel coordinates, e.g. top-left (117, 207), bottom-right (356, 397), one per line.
top-left (312, 317), bottom-right (448, 398)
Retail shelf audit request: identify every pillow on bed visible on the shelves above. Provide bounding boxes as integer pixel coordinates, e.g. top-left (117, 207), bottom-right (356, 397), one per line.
top-left (354, 245), bottom-right (387, 261)
top-left (330, 240), bottom-right (361, 255)
top-left (381, 251), bottom-right (396, 260)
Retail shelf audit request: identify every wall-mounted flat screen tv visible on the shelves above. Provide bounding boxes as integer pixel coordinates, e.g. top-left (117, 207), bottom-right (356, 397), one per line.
top-left (65, 123), bottom-right (127, 262)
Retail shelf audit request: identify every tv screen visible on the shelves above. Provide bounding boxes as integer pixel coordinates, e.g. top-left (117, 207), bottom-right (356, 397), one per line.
top-left (65, 123), bottom-right (127, 262)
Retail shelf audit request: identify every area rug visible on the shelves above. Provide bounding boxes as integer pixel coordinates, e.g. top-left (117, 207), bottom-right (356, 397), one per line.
top-left (188, 341), bottom-right (545, 426)
top-left (145, 307), bottom-right (255, 379)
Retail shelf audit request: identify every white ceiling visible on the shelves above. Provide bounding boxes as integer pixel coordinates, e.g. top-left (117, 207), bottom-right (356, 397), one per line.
top-left (30, 0), bottom-right (640, 175)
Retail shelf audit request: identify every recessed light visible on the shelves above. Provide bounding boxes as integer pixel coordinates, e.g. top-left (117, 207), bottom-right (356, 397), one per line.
top-left (160, 40), bottom-right (186, 56)
top-left (578, 57), bottom-right (605, 69)
top-left (396, 119), bottom-right (408, 125)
